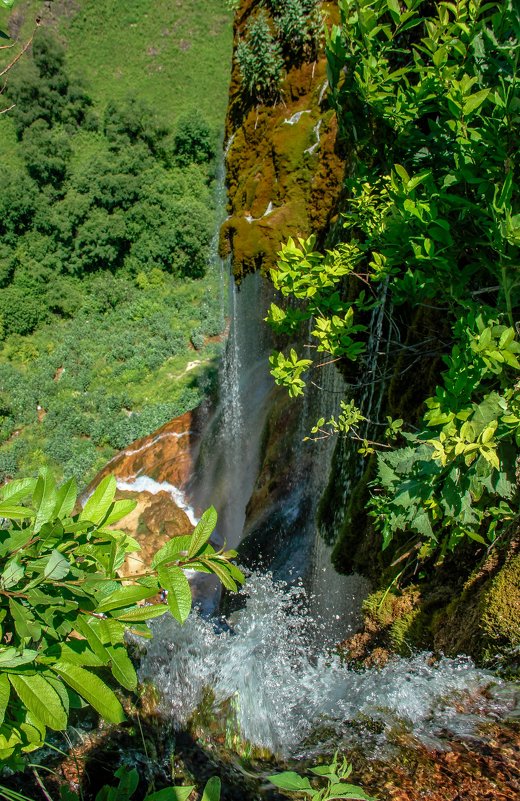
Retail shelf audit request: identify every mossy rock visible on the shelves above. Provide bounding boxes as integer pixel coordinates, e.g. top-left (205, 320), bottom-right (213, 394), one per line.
top-left (433, 546), bottom-right (520, 664)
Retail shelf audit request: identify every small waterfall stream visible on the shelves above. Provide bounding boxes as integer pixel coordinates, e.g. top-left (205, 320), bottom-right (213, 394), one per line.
top-left (140, 574), bottom-right (517, 759)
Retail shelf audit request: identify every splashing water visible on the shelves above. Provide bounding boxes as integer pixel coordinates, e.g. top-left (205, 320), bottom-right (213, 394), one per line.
top-left (139, 573), bottom-right (517, 758)
top-left (116, 476), bottom-right (198, 527)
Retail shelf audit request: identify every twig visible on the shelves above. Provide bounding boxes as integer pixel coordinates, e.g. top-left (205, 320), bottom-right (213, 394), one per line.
top-left (0, 31), bottom-right (35, 77)
top-left (31, 768), bottom-right (53, 801)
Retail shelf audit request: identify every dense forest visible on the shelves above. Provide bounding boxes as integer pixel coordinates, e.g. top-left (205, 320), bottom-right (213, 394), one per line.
top-left (0, 2), bottom-right (232, 485)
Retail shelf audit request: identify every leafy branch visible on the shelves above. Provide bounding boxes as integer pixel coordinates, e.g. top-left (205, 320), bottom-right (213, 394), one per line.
top-left (0, 471), bottom-right (243, 767)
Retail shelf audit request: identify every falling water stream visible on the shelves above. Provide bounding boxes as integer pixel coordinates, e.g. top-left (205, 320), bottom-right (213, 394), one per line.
top-left (110, 150), bottom-right (518, 791)
top-left (134, 268), bottom-right (518, 769)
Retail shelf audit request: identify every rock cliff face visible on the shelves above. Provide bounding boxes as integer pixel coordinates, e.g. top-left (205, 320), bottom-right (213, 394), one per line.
top-left (221, 0), bottom-right (345, 277)
top-left (87, 411), bottom-right (201, 576)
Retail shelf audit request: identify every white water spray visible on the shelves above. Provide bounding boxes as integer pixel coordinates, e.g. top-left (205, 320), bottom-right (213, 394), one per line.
top-left (139, 573), bottom-right (517, 758)
top-left (116, 476), bottom-right (198, 527)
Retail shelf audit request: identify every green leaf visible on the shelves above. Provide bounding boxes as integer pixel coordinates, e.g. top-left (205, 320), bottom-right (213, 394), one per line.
top-left (0, 502), bottom-right (34, 520)
top-left (0, 673), bottom-right (10, 725)
top-left (187, 507), bottom-right (217, 558)
top-left (9, 598), bottom-right (39, 640)
top-left (103, 499), bottom-right (137, 526)
top-left (96, 584), bottom-right (159, 613)
top-left (158, 565), bottom-right (192, 624)
top-left (44, 549), bottom-right (70, 580)
top-left (0, 648), bottom-right (38, 669)
top-left (74, 617), bottom-right (110, 664)
top-left (152, 535), bottom-right (192, 568)
top-left (112, 604), bottom-right (168, 623)
top-left (267, 773), bottom-right (313, 793)
top-left (394, 164), bottom-right (410, 185)
top-left (60, 641), bottom-right (104, 667)
top-left (327, 785), bottom-right (375, 800)
top-left (106, 645), bottom-right (137, 691)
top-left (33, 469), bottom-right (57, 534)
top-left (145, 788), bottom-right (194, 801)
top-left (80, 476), bottom-right (117, 525)
top-left (90, 617), bottom-right (126, 644)
top-left (201, 777), bottom-right (221, 801)
top-left (54, 478), bottom-right (77, 519)
top-left (9, 673), bottom-right (67, 730)
top-left (51, 661), bottom-right (125, 723)
top-left (2, 557), bottom-right (24, 589)
top-left (463, 88), bottom-right (490, 115)
top-left (105, 766), bottom-right (139, 801)
top-left (0, 478), bottom-right (37, 504)
top-left (202, 559), bottom-right (238, 592)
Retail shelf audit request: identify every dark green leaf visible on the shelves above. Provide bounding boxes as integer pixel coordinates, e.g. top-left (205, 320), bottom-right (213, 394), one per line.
top-left (9, 673), bottom-right (67, 730)
top-left (51, 661), bottom-right (125, 723)
top-left (158, 565), bottom-right (192, 624)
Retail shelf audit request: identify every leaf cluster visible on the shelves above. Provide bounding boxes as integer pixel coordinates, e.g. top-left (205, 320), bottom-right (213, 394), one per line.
top-left (59, 765), bottom-right (221, 801)
top-left (265, 0), bottom-right (519, 557)
top-left (0, 472), bottom-right (242, 767)
top-left (268, 754), bottom-right (374, 801)
top-left (236, 1), bottom-right (322, 101)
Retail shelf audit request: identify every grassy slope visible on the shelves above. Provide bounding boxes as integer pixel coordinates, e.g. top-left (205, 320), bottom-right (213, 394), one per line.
top-left (1, 0), bottom-right (232, 128)
top-left (0, 0), bottom-right (233, 486)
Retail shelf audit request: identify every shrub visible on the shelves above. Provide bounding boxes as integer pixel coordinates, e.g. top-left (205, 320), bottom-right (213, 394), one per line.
top-left (20, 119), bottom-right (72, 186)
top-left (173, 114), bottom-right (215, 166)
top-left (236, 10), bottom-right (284, 101)
top-left (0, 287), bottom-right (46, 337)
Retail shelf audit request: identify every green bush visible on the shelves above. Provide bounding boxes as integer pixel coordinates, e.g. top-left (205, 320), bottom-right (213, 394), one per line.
top-left (0, 287), bottom-right (46, 337)
top-left (236, 10), bottom-right (283, 101)
top-left (173, 113), bottom-right (215, 166)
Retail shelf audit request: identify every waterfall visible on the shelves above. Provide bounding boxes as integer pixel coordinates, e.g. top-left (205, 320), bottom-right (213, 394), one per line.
top-left (187, 271), bottom-right (274, 552)
top-left (220, 276), bottom-right (243, 442)
top-left (123, 144), bottom-right (518, 772)
top-left (139, 572), bottom-right (517, 758)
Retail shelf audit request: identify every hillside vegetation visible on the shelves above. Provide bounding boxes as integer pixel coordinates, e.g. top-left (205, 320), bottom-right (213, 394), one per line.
top-left (0, 1), bottom-right (233, 485)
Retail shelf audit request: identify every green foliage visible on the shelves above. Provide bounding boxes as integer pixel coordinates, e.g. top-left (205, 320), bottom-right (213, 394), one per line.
top-left (60, 766), bottom-right (220, 801)
top-left (0, 23), bottom-right (225, 485)
top-left (0, 471), bottom-right (243, 767)
top-left (236, 2), bottom-right (322, 99)
top-left (269, 349), bottom-right (312, 398)
top-left (236, 10), bottom-right (284, 101)
top-left (7, 28), bottom-right (95, 138)
top-left (268, 754), bottom-right (374, 800)
top-left (271, 0), bottom-right (322, 62)
top-left (266, 0), bottom-right (519, 557)
top-left (173, 114), bottom-right (215, 167)
top-left (371, 316), bottom-right (519, 553)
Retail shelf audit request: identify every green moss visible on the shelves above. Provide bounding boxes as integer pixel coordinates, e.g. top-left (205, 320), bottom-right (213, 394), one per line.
top-left (481, 554), bottom-right (520, 649)
top-left (360, 585), bottom-right (431, 655)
